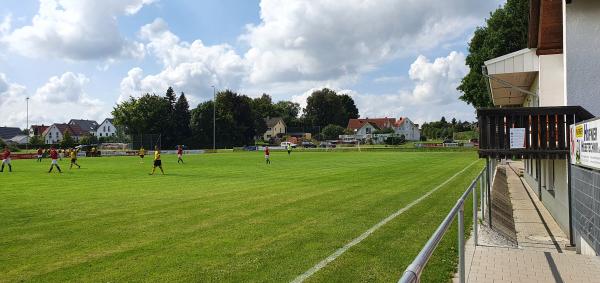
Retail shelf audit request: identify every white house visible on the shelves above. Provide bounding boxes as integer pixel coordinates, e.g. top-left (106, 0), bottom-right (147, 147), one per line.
top-left (347, 117), bottom-right (421, 141)
top-left (96, 118), bottom-right (117, 138)
top-left (42, 123), bottom-right (84, 144)
top-left (394, 117), bottom-right (420, 141)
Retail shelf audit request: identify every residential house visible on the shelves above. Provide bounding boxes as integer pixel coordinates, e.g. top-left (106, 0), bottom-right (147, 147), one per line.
top-left (68, 119), bottom-right (99, 136)
top-left (347, 117), bottom-right (421, 141)
top-left (8, 135), bottom-right (29, 145)
top-left (347, 119), bottom-right (384, 139)
top-left (96, 118), bottom-right (117, 138)
top-left (263, 117), bottom-right (286, 141)
top-left (394, 117), bottom-right (420, 141)
top-left (30, 125), bottom-right (49, 137)
top-left (480, 0), bottom-right (600, 256)
top-left (0, 127), bottom-right (22, 141)
top-left (43, 123), bottom-right (85, 144)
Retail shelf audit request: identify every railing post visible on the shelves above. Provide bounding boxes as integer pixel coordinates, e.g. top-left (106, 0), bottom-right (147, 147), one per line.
top-left (479, 173), bottom-right (484, 220)
top-left (458, 204), bottom-right (465, 283)
top-left (486, 158), bottom-right (492, 227)
top-left (473, 178), bottom-right (478, 246)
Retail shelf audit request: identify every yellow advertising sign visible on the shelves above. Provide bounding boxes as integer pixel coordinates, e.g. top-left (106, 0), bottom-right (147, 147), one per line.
top-left (576, 125), bottom-right (584, 138)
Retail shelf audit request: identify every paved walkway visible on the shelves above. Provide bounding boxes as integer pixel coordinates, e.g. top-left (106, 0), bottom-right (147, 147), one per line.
top-left (456, 161), bottom-right (600, 283)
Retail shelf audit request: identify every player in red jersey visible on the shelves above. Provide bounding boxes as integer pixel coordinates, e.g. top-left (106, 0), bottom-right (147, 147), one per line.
top-left (48, 146), bottom-right (62, 173)
top-left (264, 146), bottom-right (271, 164)
top-left (37, 147), bottom-right (43, 162)
top-left (177, 145), bottom-right (184, 164)
top-left (1, 146), bottom-right (12, 172)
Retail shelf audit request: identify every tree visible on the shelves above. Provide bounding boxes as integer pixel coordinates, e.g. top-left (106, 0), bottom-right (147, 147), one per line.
top-left (112, 93), bottom-right (172, 136)
top-left (190, 90), bottom-right (261, 148)
top-left (252, 94), bottom-right (276, 119)
top-left (29, 135), bottom-right (44, 148)
top-left (165, 87), bottom-right (177, 108)
top-left (273, 101), bottom-right (301, 126)
top-left (322, 124), bottom-right (346, 140)
top-left (61, 131), bottom-right (75, 148)
top-left (303, 88), bottom-right (358, 128)
top-left (190, 101), bottom-right (214, 148)
top-left (458, 0), bottom-right (529, 107)
top-left (173, 92), bottom-right (192, 144)
top-left (339, 94), bottom-right (359, 121)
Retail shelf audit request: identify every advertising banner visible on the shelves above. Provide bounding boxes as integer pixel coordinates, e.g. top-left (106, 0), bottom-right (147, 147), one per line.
top-left (570, 118), bottom-right (600, 170)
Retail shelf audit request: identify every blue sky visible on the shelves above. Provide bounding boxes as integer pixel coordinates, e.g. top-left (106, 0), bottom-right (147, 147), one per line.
top-left (0, 0), bottom-right (503, 128)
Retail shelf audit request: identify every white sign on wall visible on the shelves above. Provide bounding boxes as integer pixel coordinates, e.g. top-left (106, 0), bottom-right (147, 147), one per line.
top-left (570, 118), bottom-right (600, 170)
top-left (509, 128), bottom-right (526, 149)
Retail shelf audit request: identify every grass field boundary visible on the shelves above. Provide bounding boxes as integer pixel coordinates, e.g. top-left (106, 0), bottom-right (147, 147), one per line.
top-left (290, 160), bottom-right (480, 283)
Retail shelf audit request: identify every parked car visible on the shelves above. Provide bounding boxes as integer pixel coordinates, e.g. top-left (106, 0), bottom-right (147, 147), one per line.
top-left (301, 141), bottom-right (317, 148)
top-left (443, 139), bottom-right (455, 144)
top-left (319, 142), bottom-right (336, 148)
top-left (280, 141), bottom-right (297, 148)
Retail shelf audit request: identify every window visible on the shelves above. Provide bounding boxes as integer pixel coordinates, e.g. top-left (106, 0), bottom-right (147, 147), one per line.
top-left (366, 127), bottom-right (371, 134)
top-left (108, 126), bottom-right (111, 132)
top-left (99, 133), bottom-right (102, 137)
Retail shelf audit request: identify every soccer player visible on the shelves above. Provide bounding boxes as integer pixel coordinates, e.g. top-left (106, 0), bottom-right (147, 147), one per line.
top-left (48, 146), bottom-right (62, 173)
top-left (1, 146), bottom-right (12, 172)
top-left (59, 148), bottom-right (64, 161)
top-left (37, 147), bottom-right (43, 162)
top-left (69, 147), bottom-right (81, 169)
top-left (264, 146), bottom-right (271, 164)
top-left (139, 147), bottom-right (145, 163)
top-left (150, 145), bottom-right (164, 175)
top-left (177, 145), bottom-right (184, 164)
top-left (287, 143), bottom-right (292, 156)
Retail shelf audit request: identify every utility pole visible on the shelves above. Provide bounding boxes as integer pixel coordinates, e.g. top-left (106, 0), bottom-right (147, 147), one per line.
top-left (212, 85), bottom-right (216, 151)
top-left (26, 97), bottom-right (30, 150)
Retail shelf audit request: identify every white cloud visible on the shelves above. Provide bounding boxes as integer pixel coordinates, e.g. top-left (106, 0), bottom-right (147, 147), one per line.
top-left (402, 51), bottom-right (468, 105)
top-left (0, 72), bottom-right (106, 128)
top-left (1, 0), bottom-right (153, 61)
top-left (290, 52), bottom-right (475, 124)
top-left (241, 0), bottom-right (499, 84)
top-left (119, 18), bottom-right (246, 104)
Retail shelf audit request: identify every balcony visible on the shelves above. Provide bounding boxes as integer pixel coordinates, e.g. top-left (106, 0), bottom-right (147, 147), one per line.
top-left (477, 106), bottom-right (594, 159)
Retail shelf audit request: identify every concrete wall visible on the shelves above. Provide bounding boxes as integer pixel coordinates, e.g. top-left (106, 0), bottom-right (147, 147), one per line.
top-left (538, 54), bottom-right (565, 107)
top-left (565, 0), bottom-right (600, 116)
top-left (523, 159), bottom-right (571, 235)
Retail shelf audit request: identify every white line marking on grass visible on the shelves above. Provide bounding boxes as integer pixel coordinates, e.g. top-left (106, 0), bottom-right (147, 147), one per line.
top-left (291, 160), bottom-right (479, 283)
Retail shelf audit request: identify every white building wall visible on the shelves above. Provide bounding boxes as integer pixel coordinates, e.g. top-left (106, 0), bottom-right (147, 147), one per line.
top-left (44, 126), bottom-right (63, 144)
top-left (565, 0), bottom-right (600, 116)
top-left (538, 54), bottom-right (565, 107)
top-left (96, 121), bottom-right (117, 137)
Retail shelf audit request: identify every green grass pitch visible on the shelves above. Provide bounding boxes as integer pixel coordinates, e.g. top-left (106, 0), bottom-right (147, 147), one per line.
top-left (0, 151), bottom-right (482, 282)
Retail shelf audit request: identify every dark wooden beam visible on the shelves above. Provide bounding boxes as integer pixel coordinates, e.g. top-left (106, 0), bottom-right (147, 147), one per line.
top-left (528, 0), bottom-right (541, 48)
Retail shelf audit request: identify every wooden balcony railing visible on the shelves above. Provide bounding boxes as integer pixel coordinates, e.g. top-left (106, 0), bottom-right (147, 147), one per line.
top-left (477, 106), bottom-right (594, 159)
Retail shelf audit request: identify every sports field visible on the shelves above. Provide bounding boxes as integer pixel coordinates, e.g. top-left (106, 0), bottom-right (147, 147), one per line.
top-left (1, 151), bottom-right (482, 282)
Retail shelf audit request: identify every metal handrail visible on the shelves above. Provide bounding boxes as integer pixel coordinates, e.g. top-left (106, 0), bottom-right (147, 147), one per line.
top-left (398, 166), bottom-right (488, 283)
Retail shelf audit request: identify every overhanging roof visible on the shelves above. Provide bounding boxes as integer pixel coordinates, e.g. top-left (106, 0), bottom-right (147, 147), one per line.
top-left (484, 48), bottom-right (539, 107)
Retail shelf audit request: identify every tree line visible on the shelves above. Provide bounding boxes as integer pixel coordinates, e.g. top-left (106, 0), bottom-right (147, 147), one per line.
top-left (112, 87), bottom-right (359, 148)
top-left (420, 117), bottom-right (477, 141)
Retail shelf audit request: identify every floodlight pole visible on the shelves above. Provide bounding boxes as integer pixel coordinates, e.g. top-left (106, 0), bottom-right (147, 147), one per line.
top-left (26, 97), bottom-right (30, 150)
top-left (212, 85), bottom-right (216, 151)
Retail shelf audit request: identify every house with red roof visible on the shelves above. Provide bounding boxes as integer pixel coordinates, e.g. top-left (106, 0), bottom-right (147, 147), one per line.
top-left (42, 123), bottom-right (86, 144)
top-left (346, 117), bottom-right (420, 141)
